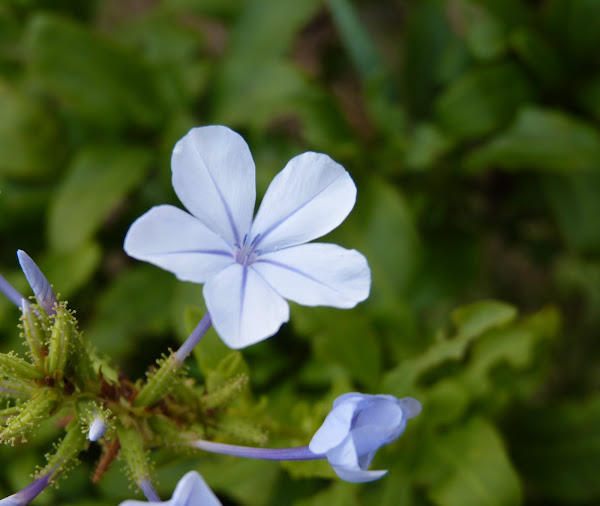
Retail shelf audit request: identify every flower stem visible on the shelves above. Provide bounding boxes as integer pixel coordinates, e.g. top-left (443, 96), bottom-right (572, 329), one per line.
top-left (174, 312), bottom-right (212, 365)
top-left (0, 273), bottom-right (23, 308)
top-left (191, 439), bottom-right (325, 461)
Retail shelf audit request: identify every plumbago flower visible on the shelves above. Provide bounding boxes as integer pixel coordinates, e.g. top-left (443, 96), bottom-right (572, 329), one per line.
top-left (309, 393), bottom-right (422, 482)
top-left (125, 126), bottom-right (371, 349)
top-left (189, 392), bottom-right (422, 484)
top-left (119, 471), bottom-right (222, 506)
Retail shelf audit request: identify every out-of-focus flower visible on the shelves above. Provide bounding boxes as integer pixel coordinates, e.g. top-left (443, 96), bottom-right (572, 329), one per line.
top-left (0, 468), bottom-right (56, 505)
top-left (125, 126), bottom-right (370, 349)
top-left (119, 471), bottom-right (222, 506)
top-left (309, 393), bottom-right (422, 483)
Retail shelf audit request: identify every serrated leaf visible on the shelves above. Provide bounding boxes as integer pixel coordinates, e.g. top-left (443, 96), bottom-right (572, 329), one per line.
top-left (383, 300), bottom-right (517, 396)
top-left (48, 145), bottom-right (152, 252)
top-left (464, 107), bottom-right (600, 172)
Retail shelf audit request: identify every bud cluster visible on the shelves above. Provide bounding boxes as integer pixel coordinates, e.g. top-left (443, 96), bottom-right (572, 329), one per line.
top-left (0, 252), bottom-right (258, 497)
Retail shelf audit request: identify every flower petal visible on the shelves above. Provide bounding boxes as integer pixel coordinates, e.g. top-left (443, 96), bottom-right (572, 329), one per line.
top-left (331, 466), bottom-right (388, 483)
top-left (309, 399), bottom-right (362, 454)
top-left (250, 152), bottom-right (356, 251)
top-left (325, 434), bottom-right (388, 482)
top-left (253, 243), bottom-right (370, 308)
top-left (124, 205), bottom-right (234, 283)
top-left (170, 471), bottom-right (222, 506)
top-left (172, 126), bottom-right (256, 247)
top-left (203, 263), bottom-right (289, 349)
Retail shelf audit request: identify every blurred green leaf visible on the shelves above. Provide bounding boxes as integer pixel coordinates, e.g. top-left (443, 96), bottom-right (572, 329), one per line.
top-left (195, 457), bottom-right (280, 506)
top-left (435, 62), bottom-right (534, 141)
top-left (0, 80), bottom-right (63, 180)
top-left (383, 300), bottom-right (517, 397)
top-left (509, 27), bottom-right (563, 89)
top-left (403, 0), bottom-right (454, 117)
top-left (404, 123), bottom-right (453, 171)
top-left (39, 240), bottom-right (101, 297)
top-left (294, 481), bottom-right (359, 506)
top-left (26, 13), bottom-right (165, 130)
top-left (312, 310), bottom-right (381, 389)
top-left (85, 265), bottom-right (175, 357)
top-left (543, 172), bottom-right (600, 253)
top-left (421, 418), bottom-right (522, 506)
top-left (48, 144), bottom-right (152, 252)
top-left (463, 5), bottom-right (507, 61)
top-left (452, 300), bottom-right (516, 339)
top-left (576, 74), bottom-right (600, 123)
top-left (465, 107), bottom-right (600, 172)
top-left (509, 395), bottom-right (600, 503)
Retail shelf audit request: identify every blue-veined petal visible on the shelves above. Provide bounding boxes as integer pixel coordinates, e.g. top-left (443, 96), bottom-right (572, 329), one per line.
top-left (172, 126), bottom-right (256, 247)
top-left (124, 205), bottom-right (234, 283)
top-left (203, 263), bottom-right (289, 349)
top-left (250, 152), bottom-right (356, 251)
top-left (253, 243), bottom-right (370, 308)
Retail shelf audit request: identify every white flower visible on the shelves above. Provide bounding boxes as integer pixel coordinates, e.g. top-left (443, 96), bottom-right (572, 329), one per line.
top-left (124, 126), bottom-right (370, 349)
top-left (119, 471), bottom-right (221, 506)
top-left (309, 393), bottom-right (422, 483)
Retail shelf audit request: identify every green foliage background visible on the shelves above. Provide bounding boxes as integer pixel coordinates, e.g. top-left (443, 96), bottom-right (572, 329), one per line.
top-left (0, 0), bottom-right (599, 504)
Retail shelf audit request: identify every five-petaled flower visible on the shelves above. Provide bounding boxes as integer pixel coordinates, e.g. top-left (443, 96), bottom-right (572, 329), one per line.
top-left (119, 471), bottom-right (222, 506)
top-left (309, 393), bottom-right (422, 483)
top-left (125, 126), bottom-right (371, 349)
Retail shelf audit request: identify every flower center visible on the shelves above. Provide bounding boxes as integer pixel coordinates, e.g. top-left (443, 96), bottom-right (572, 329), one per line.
top-left (233, 235), bottom-right (260, 267)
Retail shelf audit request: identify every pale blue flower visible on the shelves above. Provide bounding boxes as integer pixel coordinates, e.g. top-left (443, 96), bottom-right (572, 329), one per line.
top-left (190, 392), bottom-right (422, 484)
top-left (119, 471), bottom-right (222, 506)
top-left (125, 126), bottom-right (370, 349)
top-left (309, 393), bottom-right (422, 482)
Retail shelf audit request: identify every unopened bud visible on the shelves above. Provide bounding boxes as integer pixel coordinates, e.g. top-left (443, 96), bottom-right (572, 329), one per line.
top-left (88, 415), bottom-right (106, 442)
top-left (16, 250), bottom-right (57, 316)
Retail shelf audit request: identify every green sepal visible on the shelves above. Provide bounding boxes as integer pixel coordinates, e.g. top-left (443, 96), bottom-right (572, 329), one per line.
top-left (149, 415), bottom-right (195, 449)
top-left (20, 300), bottom-right (46, 367)
top-left (68, 331), bottom-right (97, 389)
top-left (134, 352), bottom-right (180, 407)
top-left (0, 388), bottom-right (58, 444)
top-left (0, 377), bottom-right (36, 399)
top-left (38, 417), bottom-right (87, 479)
top-left (215, 418), bottom-right (268, 445)
top-left (0, 351), bottom-right (44, 381)
top-left (46, 302), bottom-right (76, 377)
top-left (201, 374), bottom-right (248, 410)
top-left (117, 422), bottom-right (152, 485)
